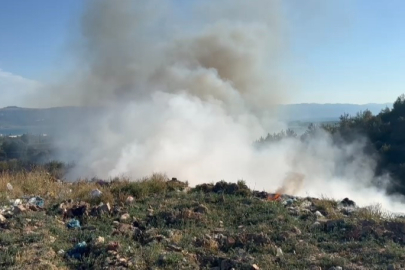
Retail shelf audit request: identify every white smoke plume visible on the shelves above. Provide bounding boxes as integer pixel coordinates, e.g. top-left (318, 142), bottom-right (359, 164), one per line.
top-left (28, 0), bottom-right (405, 213)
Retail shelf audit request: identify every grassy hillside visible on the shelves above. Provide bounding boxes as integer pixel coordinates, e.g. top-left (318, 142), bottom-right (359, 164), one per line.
top-left (0, 171), bottom-right (404, 270)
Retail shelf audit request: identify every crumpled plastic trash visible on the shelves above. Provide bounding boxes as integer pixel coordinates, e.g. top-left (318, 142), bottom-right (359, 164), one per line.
top-left (66, 219), bottom-right (81, 229)
top-left (282, 198), bottom-right (294, 206)
top-left (6, 183), bottom-right (13, 191)
top-left (126, 196), bottom-right (134, 204)
top-left (90, 189), bottom-right (102, 198)
top-left (276, 247), bottom-right (283, 257)
top-left (12, 199), bottom-right (22, 206)
top-left (67, 241), bottom-right (88, 259)
top-left (28, 196), bottom-right (45, 208)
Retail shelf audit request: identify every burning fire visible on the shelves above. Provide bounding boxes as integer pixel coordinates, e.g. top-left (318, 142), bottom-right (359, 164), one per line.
top-left (267, 193), bottom-right (281, 201)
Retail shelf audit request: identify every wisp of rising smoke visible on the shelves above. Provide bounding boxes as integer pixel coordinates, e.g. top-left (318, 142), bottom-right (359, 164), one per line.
top-left (29, 0), bottom-right (405, 213)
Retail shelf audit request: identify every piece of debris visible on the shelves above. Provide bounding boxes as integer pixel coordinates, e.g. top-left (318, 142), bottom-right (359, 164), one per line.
top-left (13, 205), bottom-right (26, 215)
top-left (68, 241), bottom-right (88, 259)
top-left (90, 189), bottom-right (103, 197)
top-left (340, 197), bottom-right (356, 207)
top-left (28, 196), bottom-right (45, 208)
top-left (12, 199), bottom-right (22, 206)
top-left (276, 247), bottom-right (283, 257)
top-left (107, 241), bottom-right (120, 251)
top-left (6, 183), bottom-right (13, 191)
top-left (120, 213), bottom-right (131, 222)
top-left (66, 219), bottom-right (81, 229)
top-left (315, 211), bottom-right (324, 218)
top-left (94, 236), bottom-right (105, 246)
top-left (126, 196), bottom-right (134, 204)
top-left (0, 214), bottom-right (6, 223)
top-left (252, 264), bottom-right (260, 270)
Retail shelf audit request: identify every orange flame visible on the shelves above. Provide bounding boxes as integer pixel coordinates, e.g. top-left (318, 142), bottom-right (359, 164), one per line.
top-left (267, 193), bottom-right (281, 201)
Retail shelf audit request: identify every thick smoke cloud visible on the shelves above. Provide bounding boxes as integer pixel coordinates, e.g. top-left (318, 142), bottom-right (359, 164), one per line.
top-left (28, 0), bottom-right (405, 213)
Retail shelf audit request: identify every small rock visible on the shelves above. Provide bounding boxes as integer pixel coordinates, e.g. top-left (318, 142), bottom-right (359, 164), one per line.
top-left (311, 221), bottom-right (322, 231)
top-left (315, 211), bottom-right (324, 218)
top-left (57, 249), bottom-right (65, 255)
top-left (13, 205), bottom-right (26, 215)
top-left (98, 202), bottom-right (111, 214)
top-left (119, 258), bottom-right (128, 266)
top-left (94, 236), bottom-right (105, 246)
top-left (49, 236), bottom-right (56, 243)
top-left (0, 214), bottom-right (6, 223)
top-left (120, 213), bottom-right (131, 222)
top-left (292, 226), bottom-right (302, 235)
top-left (107, 241), bottom-right (120, 251)
top-left (252, 264), bottom-right (260, 270)
top-left (194, 204), bottom-right (209, 214)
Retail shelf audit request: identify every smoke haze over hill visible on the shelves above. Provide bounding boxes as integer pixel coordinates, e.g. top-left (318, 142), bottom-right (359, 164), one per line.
top-left (21, 0), bottom-right (405, 213)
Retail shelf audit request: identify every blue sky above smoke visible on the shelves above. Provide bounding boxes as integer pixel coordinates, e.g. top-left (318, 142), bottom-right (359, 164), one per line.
top-left (0, 0), bottom-right (404, 106)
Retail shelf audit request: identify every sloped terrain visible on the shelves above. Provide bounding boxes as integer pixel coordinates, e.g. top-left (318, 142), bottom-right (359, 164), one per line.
top-left (0, 171), bottom-right (404, 270)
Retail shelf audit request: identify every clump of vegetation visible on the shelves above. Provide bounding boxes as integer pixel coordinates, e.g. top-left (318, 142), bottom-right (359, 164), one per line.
top-left (193, 180), bottom-right (251, 196)
top-left (256, 94), bottom-right (405, 197)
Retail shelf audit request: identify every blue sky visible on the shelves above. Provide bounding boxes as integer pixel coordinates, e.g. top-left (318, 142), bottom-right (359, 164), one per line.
top-left (0, 0), bottom-right (404, 106)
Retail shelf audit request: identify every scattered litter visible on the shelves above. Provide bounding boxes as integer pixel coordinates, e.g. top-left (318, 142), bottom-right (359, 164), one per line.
top-left (28, 196), bottom-right (45, 208)
top-left (282, 199), bottom-right (294, 206)
top-left (68, 241), bottom-right (88, 259)
top-left (66, 219), bottom-right (81, 229)
top-left (126, 196), bottom-right (134, 204)
top-left (6, 183), bottom-right (13, 191)
top-left (90, 189), bottom-right (102, 198)
top-left (58, 249), bottom-right (65, 255)
top-left (276, 247), bottom-right (283, 257)
top-left (300, 200), bottom-right (312, 208)
top-left (13, 199), bottom-right (22, 206)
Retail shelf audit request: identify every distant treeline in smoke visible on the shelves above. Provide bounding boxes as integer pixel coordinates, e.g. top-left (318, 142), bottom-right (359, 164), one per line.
top-left (257, 94), bottom-right (405, 196)
top-left (1, 95), bottom-right (405, 195)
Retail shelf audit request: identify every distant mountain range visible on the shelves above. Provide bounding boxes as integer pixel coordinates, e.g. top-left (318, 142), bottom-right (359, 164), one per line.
top-left (0, 103), bottom-right (393, 135)
top-left (278, 103), bottom-right (392, 122)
